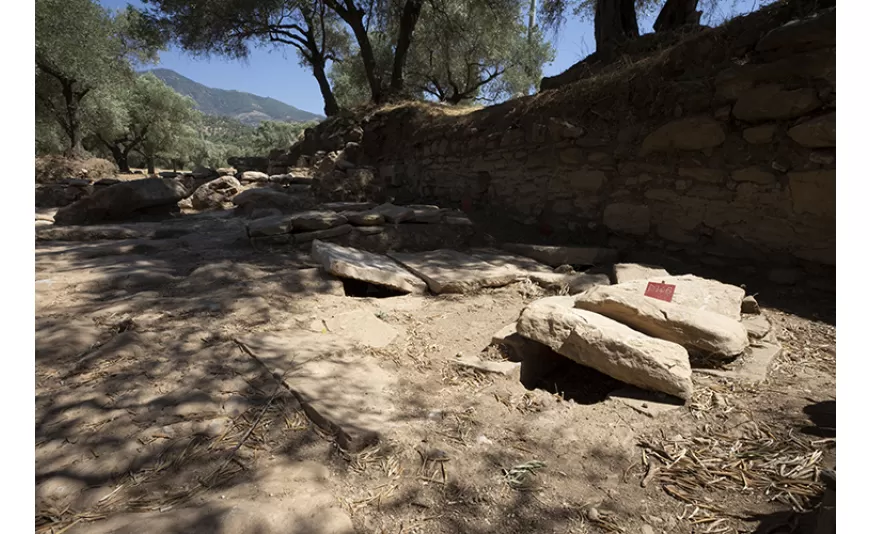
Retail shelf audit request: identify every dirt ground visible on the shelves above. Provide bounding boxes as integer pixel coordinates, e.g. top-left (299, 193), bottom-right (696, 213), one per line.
top-left (35, 209), bottom-right (835, 534)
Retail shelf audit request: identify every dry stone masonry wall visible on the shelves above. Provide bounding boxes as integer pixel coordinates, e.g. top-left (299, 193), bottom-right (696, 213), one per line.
top-left (283, 2), bottom-right (835, 277)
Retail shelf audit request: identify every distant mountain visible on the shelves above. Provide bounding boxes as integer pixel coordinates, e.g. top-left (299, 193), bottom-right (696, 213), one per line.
top-left (144, 68), bottom-right (323, 125)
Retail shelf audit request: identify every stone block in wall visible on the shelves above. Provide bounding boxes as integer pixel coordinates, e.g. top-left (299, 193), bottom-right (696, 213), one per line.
top-left (732, 167), bottom-right (776, 185)
top-left (687, 185), bottom-right (734, 201)
top-left (500, 128), bottom-right (524, 147)
top-left (548, 118), bottom-right (585, 139)
top-left (733, 85), bottom-right (822, 122)
top-left (743, 124), bottom-right (778, 144)
top-left (645, 189), bottom-right (679, 202)
top-left (809, 150), bottom-right (836, 166)
top-left (603, 203), bottom-right (651, 235)
top-left (756, 8), bottom-right (836, 53)
top-left (789, 170), bottom-right (835, 218)
top-left (678, 168), bottom-right (726, 184)
top-left (640, 116), bottom-right (726, 155)
top-left (559, 148), bottom-right (584, 165)
top-left (657, 221), bottom-right (700, 245)
top-left (618, 162), bottom-right (671, 176)
top-left (567, 169), bottom-right (606, 191)
top-left (715, 49), bottom-right (835, 100)
top-left (588, 152), bottom-right (613, 165)
top-left (787, 112), bottom-right (835, 148)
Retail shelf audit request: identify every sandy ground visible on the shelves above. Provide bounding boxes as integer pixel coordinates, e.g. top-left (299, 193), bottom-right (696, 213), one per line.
top-left (35, 210), bottom-right (835, 534)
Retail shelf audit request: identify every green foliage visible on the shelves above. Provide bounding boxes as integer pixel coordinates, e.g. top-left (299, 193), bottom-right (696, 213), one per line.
top-left (330, 0), bottom-right (554, 105)
top-left (35, 0), bottom-right (165, 155)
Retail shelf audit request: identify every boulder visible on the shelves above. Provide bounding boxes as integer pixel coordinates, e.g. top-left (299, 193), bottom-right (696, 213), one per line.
top-left (320, 202), bottom-right (378, 212)
top-left (612, 263), bottom-right (671, 284)
top-left (232, 187), bottom-right (308, 214)
top-left (408, 205), bottom-right (445, 223)
top-left (311, 240), bottom-right (427, 294)
top-left (502, 243), bottom-right (619, 267)
top-left (292, 224), bottom-right (352, 244)
top-left (249, 207), bottom-right (283, 220)
top-left (190, 176), bottom-right (243, 210)
top-left (573, 286), bottom-right (749, 358)
top-left (388, 249), bottom-right (524, 294)
top-left (290, 210), bottom-right (348, 231)
top-left (216, 167), bottom-right (237, 176)
top-left (191, 166), bottom-right (218, 180)
top-left (613, 274), bottom-right (744, 319)
top-left (240, 171), bottom-right (269, 182)
top-left (516, 296), bottom-right (693, 400)
top-left (372, 203), bottom-right (414, 223)
top-left (346, 211), bottom-right (385, 226)
top-left (54, 178), bottom-right (189, 226)
top-left (246, 215), bottom-right (293, 237)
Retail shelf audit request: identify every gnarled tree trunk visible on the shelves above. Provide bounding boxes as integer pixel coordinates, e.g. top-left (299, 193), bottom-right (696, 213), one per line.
top-left (389, 0), bottom-right (425, 96)
top-left (654, 0), bottom-right (701, 33)
top-left (594, 0), bottom-right (639, 53)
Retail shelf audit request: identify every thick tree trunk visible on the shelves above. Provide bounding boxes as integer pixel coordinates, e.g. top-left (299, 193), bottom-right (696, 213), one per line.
top-left (107, 144), bottom-right (132, 173)
top-left (329, 1), bottom-right (384, 103)
top-left (146, 156), bottom-right (156, 175)
top-left (61, 81), bottom-right (84, 158)
top-left (594, 0), bottom-right (639, 53)
top-left (653, 0), bottom-right (701, 32)
top-left (389, 0), bottom-right (425, 95)
top-left (311, 57), bottom-right (341, 117)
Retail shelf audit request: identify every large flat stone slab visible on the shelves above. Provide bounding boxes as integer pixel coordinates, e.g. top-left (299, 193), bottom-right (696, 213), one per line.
top-left (323, 310), bottom-right (400, 349)
top-left (574, 285), bottom-right (749, 358)
top-left (502, 243), bottom-right (619, 267)
top-left (312, 240), bottom-right (427, 294)
top-left (388, 249), bottom-right (524, 294)
top-left (517, 296), bottom-right (693, 400)
top-left (236, 332), bottom-right (399, 451)
top-left (290, 210), bottom-right (347, 231)
top-left (612, 263), bottom-right (671, 284)
top-left (614, 274), bottom-right (745, 320)
top-left (694, 339), bottom-right (782, 385)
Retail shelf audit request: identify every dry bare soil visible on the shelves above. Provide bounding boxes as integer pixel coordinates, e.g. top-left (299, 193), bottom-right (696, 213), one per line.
top-left (35, 210), bottom-right (835, 534)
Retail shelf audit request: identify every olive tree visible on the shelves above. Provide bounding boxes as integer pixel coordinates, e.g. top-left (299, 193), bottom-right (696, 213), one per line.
top-left (36, 0), bottom-right (162, 156)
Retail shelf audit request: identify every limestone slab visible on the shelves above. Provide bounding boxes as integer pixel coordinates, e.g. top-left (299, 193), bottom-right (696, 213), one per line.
top-left (311, 240), bottom-right (427, 294)
top-left (574, 285), bottom-right (749, 358)
top-left (502, 243), bottom-right (618, 267)
top-left (614, 274), bottom-right (745, 320)
top-left (517, 296), bottom-right (693, 400)
top-left (388, 249), bottom-right (524, 294)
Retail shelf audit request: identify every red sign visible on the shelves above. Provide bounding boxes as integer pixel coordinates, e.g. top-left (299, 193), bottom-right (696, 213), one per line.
top-left (644, 282), bottom-right (676, 302)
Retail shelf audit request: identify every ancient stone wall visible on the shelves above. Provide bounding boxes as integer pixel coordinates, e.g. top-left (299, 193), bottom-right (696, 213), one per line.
top-left (284, 1), bottom-right (836, 273)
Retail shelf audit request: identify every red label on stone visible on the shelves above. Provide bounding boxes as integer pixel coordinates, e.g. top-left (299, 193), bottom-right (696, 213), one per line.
top-left (644, 282), bottom-right (676, 302)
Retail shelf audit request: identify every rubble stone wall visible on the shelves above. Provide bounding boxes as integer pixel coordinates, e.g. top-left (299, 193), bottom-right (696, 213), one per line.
top-left (291, 2), bottom-right (836, 272)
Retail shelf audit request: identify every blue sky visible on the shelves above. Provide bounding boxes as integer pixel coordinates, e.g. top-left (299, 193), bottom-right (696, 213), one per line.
top-left (100, 0), bottom-right (767, 116)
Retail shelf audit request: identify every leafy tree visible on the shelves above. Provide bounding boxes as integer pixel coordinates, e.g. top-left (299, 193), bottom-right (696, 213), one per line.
top-left (141, 0), bottom-right (350, 117)
top-left (407, 0), bottom-right (554, 103)
top-left (330, 0), bottom-right (553, 105)
top-left (86, 73), bottom-right (199, 173)
top-left (35, 0), bottom-right (163, 156)
top-left (251, 120), bottom-right (316, 154)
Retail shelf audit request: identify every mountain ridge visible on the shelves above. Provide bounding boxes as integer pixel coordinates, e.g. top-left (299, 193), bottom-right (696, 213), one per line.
top-left (144, 68), bottom-right (323, 125)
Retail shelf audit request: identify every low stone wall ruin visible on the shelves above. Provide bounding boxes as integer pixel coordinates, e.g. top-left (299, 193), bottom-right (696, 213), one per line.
top-left (277, 1), bottom-right (836, 280)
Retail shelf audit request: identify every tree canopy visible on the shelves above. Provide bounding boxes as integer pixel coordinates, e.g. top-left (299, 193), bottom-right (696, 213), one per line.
top-left (35, 0), bottom-right (163, 156)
